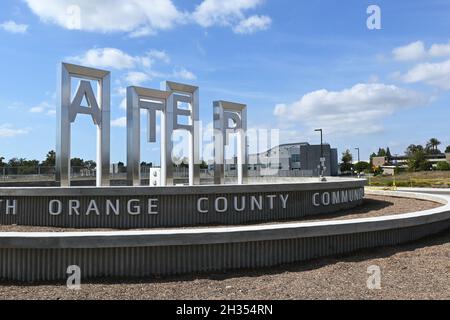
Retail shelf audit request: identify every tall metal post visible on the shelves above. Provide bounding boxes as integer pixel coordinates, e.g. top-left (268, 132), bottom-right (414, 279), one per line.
top-left (56, 63), bottom-right (110, 187)
top-left (214, 101), bottom-right (247, 185)
top-left (126, 86), bottom-right (169, 186)
top-left (162, 81), bottom-right (200, 186)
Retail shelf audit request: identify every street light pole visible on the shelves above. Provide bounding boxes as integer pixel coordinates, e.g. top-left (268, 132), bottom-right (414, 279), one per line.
top-left (314, 129), bottom-right (326, 181)
top-left (354, 147), bottom-right (360, 178)
top-left (355, 147), bottom-right (360, 163)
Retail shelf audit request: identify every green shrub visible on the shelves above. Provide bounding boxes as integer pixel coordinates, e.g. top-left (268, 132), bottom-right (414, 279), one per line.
top-left (436, 161), bottom-right (450, 171)
top-left (354, 161), bottom-right (370, 173)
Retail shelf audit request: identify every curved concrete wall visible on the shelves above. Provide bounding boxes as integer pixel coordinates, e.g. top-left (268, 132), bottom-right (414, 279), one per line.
top-left (0, 179), bottom-right (365, 228)
top-left (0, 190), bottom-right (449, 282)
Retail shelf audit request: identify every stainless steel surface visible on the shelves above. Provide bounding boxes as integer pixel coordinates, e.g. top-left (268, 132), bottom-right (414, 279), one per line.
top-left (126, 86), bottom-right (169, 186)
top-left (56, 63), bottom-right (110, 187)
top-left (163, 81), bottom-right (200, 186)
top-left (213, 101), bottom-right (247, 185)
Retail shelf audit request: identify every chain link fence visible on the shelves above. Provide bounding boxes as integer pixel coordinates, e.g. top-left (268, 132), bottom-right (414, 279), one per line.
top-left (0, 165), bottom-right (315, 183)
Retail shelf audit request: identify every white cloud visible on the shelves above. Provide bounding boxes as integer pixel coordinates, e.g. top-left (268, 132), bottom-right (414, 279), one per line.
top-left (68, 48), bottom-right (172, 72)
top-left (29, 106), bottom-right (44, 113)
top-left (128, 26), bottom-right (156, 38)
top-left (429, 41), bottom-right (450, 57)
top-left (125, 71), bottom-right (150, 85)
top-left (193, 0), bottom-right (261, 26)
top-left (192, 0), bottom-right (270, 33)
top-left (273, 83), bottom-right (428, 135)
top-left (392, 40), bottom-right (450, 89)
top-left (25, 0), bottom-right (271, 35)
top-left (0, 20), bottom-right (28, 34)
top-left (233, 15), bottom-right (271, 34)
top-left (393, 40), bottom-right (450, 61)
top-left (392, 41), bottom-right (426, 61)
top-left (24, 0), bottom-right (183, 36)
top-left (0, 124), bottom-right (28, 137)
top-left (68, 48), bottom-right (153, 70)
top-left (172, 68), bottom-right (197, 80)
top-left (111, 117), bottom-right (127, 128)
top-left (401, 59), bottom-right (450, 90)
top-left (148, 50), bottom-right (170, 63)
top-left (29, 101), bottom-right (55, 116)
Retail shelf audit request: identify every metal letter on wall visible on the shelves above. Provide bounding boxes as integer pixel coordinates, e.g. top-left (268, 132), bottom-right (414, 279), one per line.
top-left (162, 81), bottom-right (200, 186)
top-left (56, 63), bottom-right (110, 187)
top-left (213, 101), bottom-right (247, 184)
top-left (126, 86), bottom-right (169, 186)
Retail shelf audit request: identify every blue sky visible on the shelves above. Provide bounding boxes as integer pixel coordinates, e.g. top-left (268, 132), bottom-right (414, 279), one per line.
top-left (1, 0), bottom-right (450, 164)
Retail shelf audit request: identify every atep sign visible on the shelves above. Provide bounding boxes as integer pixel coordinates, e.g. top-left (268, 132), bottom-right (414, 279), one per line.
top-left (56, 63), bottom-right (248, 188)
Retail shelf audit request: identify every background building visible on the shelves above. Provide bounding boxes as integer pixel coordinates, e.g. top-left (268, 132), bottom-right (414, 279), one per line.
top-left (248, 142), bottom-right (338, 177)
top-left (372, 153), bottom-right (450, 175)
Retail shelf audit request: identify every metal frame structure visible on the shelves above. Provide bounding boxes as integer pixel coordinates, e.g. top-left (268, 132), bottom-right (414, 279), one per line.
top-left (126, 86), bottom-right (169, 186)
top-left (56, 63), bottom-right (110, 187)
top-left (213, 100), bottom-right (247, 184)
top-left (126, 81), bottom-right (200, 186)
top-left (162, 81), bottom-right (200, 186)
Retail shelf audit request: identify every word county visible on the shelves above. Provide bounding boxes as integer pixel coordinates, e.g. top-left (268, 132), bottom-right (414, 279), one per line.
top-left (0, 188), bottom-right (363, 216)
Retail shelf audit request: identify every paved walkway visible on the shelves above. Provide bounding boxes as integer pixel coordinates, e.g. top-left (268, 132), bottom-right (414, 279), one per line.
top-left (397, 187), bottom-right (450, 195)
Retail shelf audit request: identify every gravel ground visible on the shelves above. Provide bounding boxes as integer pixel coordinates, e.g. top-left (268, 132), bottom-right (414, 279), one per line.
top-left (0, 195), bottom-right (448, 300)
top-left (0, 195), bottom-right (441, 232)
top-left (0, 228), bottom-right (448, 300)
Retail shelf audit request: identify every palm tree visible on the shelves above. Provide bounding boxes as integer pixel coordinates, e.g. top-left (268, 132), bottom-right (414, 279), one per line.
top-left (426, 138), bottom-right (441, 154)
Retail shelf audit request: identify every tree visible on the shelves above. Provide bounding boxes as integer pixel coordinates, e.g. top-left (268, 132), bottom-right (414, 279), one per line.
top-left (340, 149), bottom-right (353, 172)
top-left (354, 161), bottom-right (370, 173)
top-left (7, 157), bottom-right (39, 174)
top-left (180, 157), bottom-right (189, 168)
top-left (200, 160), bottom-right (208, 169)
top-left (407, 149), bottom-right (431, 172)
top-left (405, 144), bottom-right (423, 156)
top-left (386, 147), bottom-right (392, 158)
top-left (425, 138), bottom-right (441, 154)
top-left (117, 161), bottom-right (126, 173)
top-left (70, 157), bottom-right (84, 167)
top-left (0, 156), bottom-right (5, 167)
top-left (83, 160), bottom-right (96, 170)
top-left (445, 146), bottom-right (450, 153)
top-left (377, 148), bottom-right (386, 157)
top-left (41, 150), bottom-right (56, 167)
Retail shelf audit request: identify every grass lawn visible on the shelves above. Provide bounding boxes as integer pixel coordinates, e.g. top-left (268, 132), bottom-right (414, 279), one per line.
top-left (368, 170), bottom-right (450, 188)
